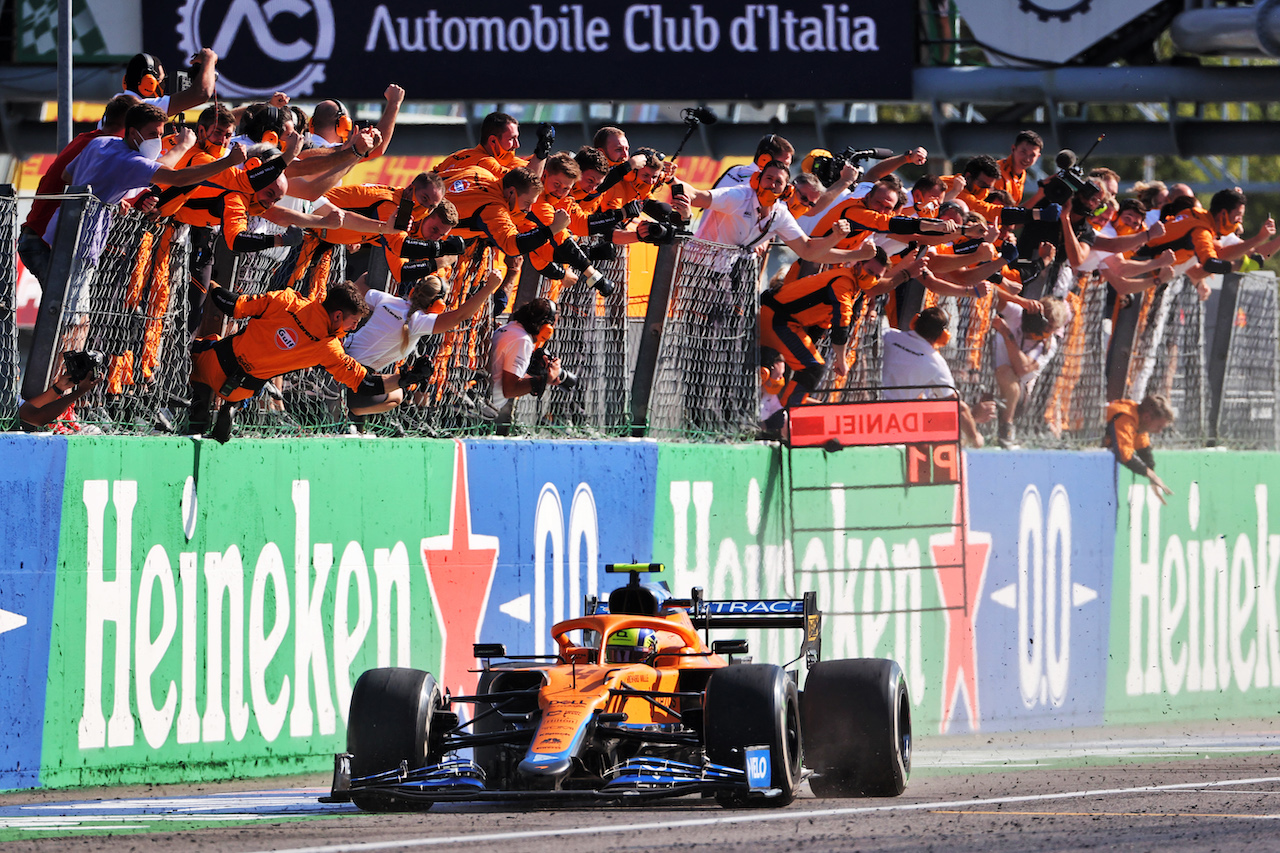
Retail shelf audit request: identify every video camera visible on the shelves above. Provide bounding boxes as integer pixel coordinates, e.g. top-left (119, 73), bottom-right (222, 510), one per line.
top-left (808, 146), bottom-right (895, 188)
top-left (1041, 149), bottom-right (1101, 206)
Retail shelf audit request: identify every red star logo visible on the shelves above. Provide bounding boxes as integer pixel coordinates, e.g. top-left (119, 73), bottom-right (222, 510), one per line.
top-left (421, 440), bottom-right (500, 700)
top-left (929, 464), bottom-right (991, 733)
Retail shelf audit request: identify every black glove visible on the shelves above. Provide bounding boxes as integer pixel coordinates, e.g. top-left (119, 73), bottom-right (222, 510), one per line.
top-left (398, 358), bottom-right (432, 389)
top-left (587, 241), bottom-right (617, 262)
top-left (621, 200), bottom-right (642, 220)
top-left (553, 238), bottom-right (592, 273)
top-left (280, 225), bottom-right (305, 248)
top-left (584, 270), bottom-right (614, 297)
top-left (999, 241), bottom-right (1020, 265)
top-left (537, 261), bottom-right (567, 280)
top-left (534, 123), bottom-right (555, 160)
top-left (440, 235), bottom-right (466, 255)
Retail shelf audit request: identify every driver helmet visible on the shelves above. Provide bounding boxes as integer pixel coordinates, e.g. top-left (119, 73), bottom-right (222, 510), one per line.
top-left (605, 627), bottom-right (657, 664)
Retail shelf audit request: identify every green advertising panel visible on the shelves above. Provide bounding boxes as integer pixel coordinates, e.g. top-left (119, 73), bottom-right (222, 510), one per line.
top-left (653, 443), bottom-right (958, 734)
top-left (43, 438), bottom-right (456, 788)
top-left (1107, 451), bottom-right (1280, 724)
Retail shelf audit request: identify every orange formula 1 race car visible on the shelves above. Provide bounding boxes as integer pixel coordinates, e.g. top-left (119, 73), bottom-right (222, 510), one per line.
top-left (324, 563), bottom-right (911, 809)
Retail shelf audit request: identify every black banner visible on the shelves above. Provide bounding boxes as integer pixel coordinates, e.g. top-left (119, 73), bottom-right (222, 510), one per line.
top-left (145, 1), bottom-right (914, 102)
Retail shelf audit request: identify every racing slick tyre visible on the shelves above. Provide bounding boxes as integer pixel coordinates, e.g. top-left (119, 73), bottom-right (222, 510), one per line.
top-left (346, 667), bottom-right (442, 811)
top-left (704, 663), bottom-right (802, 808)
top-left (801, 658), bottom-right (911, 797)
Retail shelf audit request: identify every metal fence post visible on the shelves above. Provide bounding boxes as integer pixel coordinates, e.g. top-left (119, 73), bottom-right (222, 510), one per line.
top-left (1205, 272), bottom-right (1239, 444)
top-left (1105, 290), bottom-right (1144, 403)
top-left (22, 186), bottom-right (88, 402)
top-left (628, 238), bottom-right (682, 437)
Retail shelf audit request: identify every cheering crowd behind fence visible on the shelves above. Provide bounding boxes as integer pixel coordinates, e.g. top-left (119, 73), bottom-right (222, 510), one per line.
top-left (3, 66), bottom-right (1277, 448)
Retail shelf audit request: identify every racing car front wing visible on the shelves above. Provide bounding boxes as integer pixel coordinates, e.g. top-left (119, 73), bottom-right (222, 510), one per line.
top-left (322, 752), bottom-right (786, 805)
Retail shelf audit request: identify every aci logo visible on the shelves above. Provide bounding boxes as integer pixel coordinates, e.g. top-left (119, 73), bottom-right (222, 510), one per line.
top-left (177, 0), bottom-right (335, 98)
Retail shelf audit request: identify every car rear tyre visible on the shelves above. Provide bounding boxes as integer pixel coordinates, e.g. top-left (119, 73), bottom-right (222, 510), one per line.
top-left (704, 664), bottom-right (802, 808)
top-left (801, 658), bottom-right (911, 797)
top-left (346, 667), bottom-right (441, 811)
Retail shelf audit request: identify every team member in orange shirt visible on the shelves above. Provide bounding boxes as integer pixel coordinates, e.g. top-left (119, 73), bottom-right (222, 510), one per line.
top-left (1103, 394), bottom-right (1175, 504)
top-left (759, 248), bottom-right (890, 410)
top-left (435, 111), bottom-right (555, 180)
top-left (188, 280), bottom-right (413, 442)
top-left (994, 130), bottom-right (1043, 206)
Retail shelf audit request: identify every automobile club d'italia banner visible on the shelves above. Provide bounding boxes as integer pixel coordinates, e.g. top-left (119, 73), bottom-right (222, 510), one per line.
top-left (146, 0), bottom-right (914, 101)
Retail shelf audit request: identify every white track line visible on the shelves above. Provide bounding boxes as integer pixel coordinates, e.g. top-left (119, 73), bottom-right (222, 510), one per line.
top-left (242, 775), bottom-right (1280, 853)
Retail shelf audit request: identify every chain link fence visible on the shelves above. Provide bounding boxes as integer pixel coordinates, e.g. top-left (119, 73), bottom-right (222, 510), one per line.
top-left (1212, 272), bottom-right (1280, 449)
top-left (11, 194), bottom-right (1278, 448)
top-left (646, 238), bottom-right (762, 441)
top-left (364, 240), bottom-right (501, 437)
top-left (37, 201), bottom-right (191, 434)
top-left (510, 241), bottom-right (633, 437)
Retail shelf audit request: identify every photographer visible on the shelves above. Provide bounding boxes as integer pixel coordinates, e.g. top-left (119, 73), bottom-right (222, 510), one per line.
top-left (18, 351), bottom-right (104, 432)
top-left (489, 298), bottom-right (567, 432)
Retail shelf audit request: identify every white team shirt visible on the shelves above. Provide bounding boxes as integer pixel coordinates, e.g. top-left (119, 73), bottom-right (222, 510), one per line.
top-left (881, 328), bottom-right (956, 400)
top-left (489, 321), bottom-right (535, 409)
top-left (694, 184), bottom-right (804, 249)
top-left (344, 290), bottom-right (440, 371)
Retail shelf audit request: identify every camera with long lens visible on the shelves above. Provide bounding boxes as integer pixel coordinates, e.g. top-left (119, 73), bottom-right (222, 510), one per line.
top-left (63, 349), bottom-right (105, 384)
top-left (528, 348), bottom-right (578, 393)
top-left (808, 146), bottom-right (895, 188)
top-left (1041, 149), bottom-right (1101, 206)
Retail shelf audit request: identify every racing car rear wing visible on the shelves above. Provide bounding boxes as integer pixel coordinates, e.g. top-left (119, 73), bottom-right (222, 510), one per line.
top-left (593, 564), bottom-right (823, 667)
top-left (675, 589), bottom-right (823, 668)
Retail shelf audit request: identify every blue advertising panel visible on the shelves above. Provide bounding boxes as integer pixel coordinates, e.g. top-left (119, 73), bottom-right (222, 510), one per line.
top-left (965, 450), bottom-right (1117, 731)
top-left (460, 440), bottom-right (658, 662)
top-left (0, 437), bottom-right (67, 790)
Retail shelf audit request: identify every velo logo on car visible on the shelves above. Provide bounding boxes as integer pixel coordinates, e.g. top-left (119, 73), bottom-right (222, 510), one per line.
top-left (745, 746), bottom-right (771, 791)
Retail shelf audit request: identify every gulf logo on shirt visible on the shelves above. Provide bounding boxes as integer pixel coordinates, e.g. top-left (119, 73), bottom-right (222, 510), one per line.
top-left (275, 328), bottom-right (298, 350)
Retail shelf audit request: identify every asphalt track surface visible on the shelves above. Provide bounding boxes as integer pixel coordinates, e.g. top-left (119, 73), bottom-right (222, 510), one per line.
top-left (3, 729), bottom-right (1279, 852)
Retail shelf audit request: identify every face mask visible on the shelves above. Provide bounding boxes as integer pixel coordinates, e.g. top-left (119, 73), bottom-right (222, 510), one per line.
top-left (137, 136), bottom-right (164, 161)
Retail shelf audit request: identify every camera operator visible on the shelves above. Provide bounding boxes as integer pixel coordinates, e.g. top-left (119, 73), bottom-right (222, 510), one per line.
top-left (1016, 157), bottom-right (1161, 298)
top-left (489, 298), bottom-right (567, 431)
top-left (18, 351), bottom-right (105, 432)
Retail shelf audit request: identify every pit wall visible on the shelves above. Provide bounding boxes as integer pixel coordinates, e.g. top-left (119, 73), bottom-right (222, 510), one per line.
top-left (1, 436), bottom-right (1276, 790)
